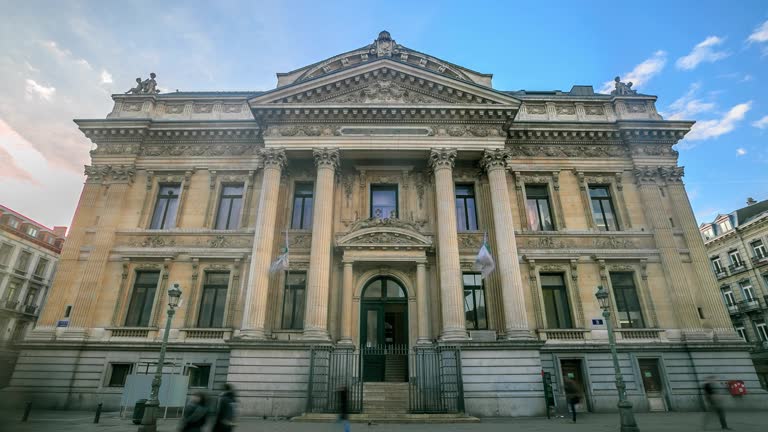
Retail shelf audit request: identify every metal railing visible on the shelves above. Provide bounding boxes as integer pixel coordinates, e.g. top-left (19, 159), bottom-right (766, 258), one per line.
top-left (715, 269), bottom-right (729, 279)
top-left (752, 255), bottom-right (768, 266)
top-left (726, 303), bottom-right (740, 314)
top-left (408, 346), bottom-right (464, 413)
top-left (306, 346), bottom-right (363, 414)
top-left (23, 304), bottom-right (38, 315)
top-left (0, 299), bottom-right (19, 310)
top-left (728, 263), bottom-right (748, 274)
top-left (737, 299), bottom-right (762, 313)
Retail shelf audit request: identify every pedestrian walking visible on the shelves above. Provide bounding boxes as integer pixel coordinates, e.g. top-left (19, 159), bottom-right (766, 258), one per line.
top-left (179, 391), bottom-right (208, 432)
top-left (338, 385), bottom-right (351, 432)
top-left (213, 383), bottom-right (237, 432)
top-left (564, 378), bottom-right (580, 423)
top-left (702, 376), bottom-right (731, 430)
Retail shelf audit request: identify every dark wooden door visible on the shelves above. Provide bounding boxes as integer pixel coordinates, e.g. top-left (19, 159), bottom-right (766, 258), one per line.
top-left (362, 304), bottom-right (385, 381)
top-left (561, 359), bottom-right (589, 412)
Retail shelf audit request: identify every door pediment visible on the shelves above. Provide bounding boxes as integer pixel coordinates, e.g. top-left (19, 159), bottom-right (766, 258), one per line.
top-left (336, 219), bottom-right (433, 251)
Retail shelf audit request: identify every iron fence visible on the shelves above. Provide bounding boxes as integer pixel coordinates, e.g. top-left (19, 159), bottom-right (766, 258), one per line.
top-left (408, 346), bottom-right (464, 413)
top-left (306, 346), bottom-right (363, 413)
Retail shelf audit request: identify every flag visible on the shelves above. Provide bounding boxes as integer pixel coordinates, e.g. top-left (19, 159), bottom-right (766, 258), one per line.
top-left (270, 229), bottom-right (289, 273)
top-left (473, 232), bottom-right (495, 279)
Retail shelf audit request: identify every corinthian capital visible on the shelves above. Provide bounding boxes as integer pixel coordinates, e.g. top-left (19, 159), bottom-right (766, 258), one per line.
top-left (633, 165), bottom-right (660, 185)
top-left (428, 148), bottom-right (457, 171)
top-left (313, 147), bottom-right (340, 170)
top-left (660, 166), bottom-right (685, 183)
top-left (261, 148), bottom-right (287, 170)
top-left (480, 148), bottom-right (510, 172)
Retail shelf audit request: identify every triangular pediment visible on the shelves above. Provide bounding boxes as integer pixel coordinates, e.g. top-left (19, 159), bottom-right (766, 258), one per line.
top-left (249, 60), bottom-right (520, 107)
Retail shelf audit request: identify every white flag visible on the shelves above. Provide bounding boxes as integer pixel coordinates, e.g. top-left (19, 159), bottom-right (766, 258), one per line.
top-left (473, 232), bottom-right (495, 279)
top-left (269, 229), bottom-right (290, 274)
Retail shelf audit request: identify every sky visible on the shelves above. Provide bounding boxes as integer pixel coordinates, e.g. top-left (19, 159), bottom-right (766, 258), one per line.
top-left (1, 0), bottom-right (767, 229)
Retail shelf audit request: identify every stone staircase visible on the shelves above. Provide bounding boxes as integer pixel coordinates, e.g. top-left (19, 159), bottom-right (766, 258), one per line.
top-left (384, 354), bottom-right (407, 382)
top-left (362, 382), bottom-right (409, 414)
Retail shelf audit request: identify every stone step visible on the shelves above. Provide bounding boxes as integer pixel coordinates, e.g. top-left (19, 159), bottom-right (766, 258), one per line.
top-left (293, 413), bottom-right (480, 423)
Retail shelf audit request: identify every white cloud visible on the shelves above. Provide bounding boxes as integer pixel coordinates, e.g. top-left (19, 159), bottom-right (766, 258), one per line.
top-left (100, 69), bottom-right (113, 84)
top-left (736, 148), bottom-right (747, 156)
top-left (600, 50), bottom-right (667, 93)
top-left (40, 39), bottom-right (91, 69)
top-left (685, 101), bottom-right (752, 141)
top-left (747, 20), bottom-right (768, 44)
top-left (663, 83), bottom-right (716, 120)
top-left (24, 79), bottom-right (55, 101)
top-left (742, 74), bottom-right (754, 82)
top-left (676, 36), bottom-right (729, 70)
top-left (753, 115), bottom-right (768, 129)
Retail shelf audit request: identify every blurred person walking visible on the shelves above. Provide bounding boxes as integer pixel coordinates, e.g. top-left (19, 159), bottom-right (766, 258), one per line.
top-left (179, 391), bottom-right (209, 432)
top-left (213, 383), bottom-right (237, 432)
top-left (702, 376), bottom-right (731, 430)
top-left (564, 377), bottom-right (580, 423)
top-left (338, 385), bottom-right (350, 432)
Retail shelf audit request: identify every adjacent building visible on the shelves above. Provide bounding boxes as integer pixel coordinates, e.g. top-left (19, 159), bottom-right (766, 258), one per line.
top-left (0, 205), bottom-right (66, 386)
top-left (700, 197), bottom-right (768, 388)
top-left (5, 32), bottom-right (768, 417)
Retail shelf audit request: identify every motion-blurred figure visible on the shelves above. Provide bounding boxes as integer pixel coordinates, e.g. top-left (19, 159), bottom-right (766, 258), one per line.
top-left (564, 377), bottom-right (580, 423)
top-left (702, 376), bottom-right (731, 430)
top-left (179, 391), bottom-right (208, 432)
top-left (338, 385), bottom-right (350, 432)
top-left (213, 383), bottom-right (237, 432)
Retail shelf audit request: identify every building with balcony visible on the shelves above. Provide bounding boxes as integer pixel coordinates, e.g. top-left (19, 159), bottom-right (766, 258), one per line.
top-left (701, 197), bottom-right (768, 388)
top-left (0, 205), bottom-right (66, 386)
top-left (5, 31), bottom-right (767, 417)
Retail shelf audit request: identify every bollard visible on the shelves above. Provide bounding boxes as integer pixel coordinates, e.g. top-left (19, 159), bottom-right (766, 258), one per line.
top-left (21, 401), bottom-right (32, 422)
top-left (94, 402), bottom-right (103, 423)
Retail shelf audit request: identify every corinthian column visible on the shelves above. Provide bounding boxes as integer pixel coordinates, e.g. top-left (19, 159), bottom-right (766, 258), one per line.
top-left (241, 148), bottom-right (286, 339)
top-left (662, 166), bottom-right (738, 340)
top-left (303, 148), bottom-right (340, 341)
top-left (429, 148), bottom-right (468, 341)
top-left (481, 149), bottom-right (534, 340)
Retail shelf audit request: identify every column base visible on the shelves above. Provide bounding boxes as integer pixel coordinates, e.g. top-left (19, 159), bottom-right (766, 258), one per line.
top-left (713, 327), bottom-right (743, 342)
top-left (440, 328), bottom-right (469, 342)
top-left (303, 328), bottom-right (331, 342)
top-left (503, 328), bottom-right (537, 341)
top-left (58, 327), bottom-right (89, 341)
top-left (337, 337), bottom-right (354, 345)
top-left (681, 329), bottom-right (713, 342)
top-left (25, 327), bottom-right (56, 341)
top-left (238, 328), bottom-right (268, 340)
top-left (416, 337), bottom-right (433, 345)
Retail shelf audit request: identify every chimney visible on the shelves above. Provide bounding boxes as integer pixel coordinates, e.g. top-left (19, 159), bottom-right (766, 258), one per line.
top-left (746, 197), bottom-right (757, 206)
top-left (53, 226), bottom-right (68, 238)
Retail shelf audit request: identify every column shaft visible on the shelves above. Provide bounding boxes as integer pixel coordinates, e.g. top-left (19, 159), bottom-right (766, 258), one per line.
top-left (303, 148), bottom-right (339, 341)
top-left (241, 149), bottom-right (286, 338)
top-left (429, 149), bottom-right (468, 341)
top-left (339, 261), bottom-right (354, 344)
top-left (482, 150), bottom-right (534, 339)
top-left (416, 262), bottom-right (431, 343)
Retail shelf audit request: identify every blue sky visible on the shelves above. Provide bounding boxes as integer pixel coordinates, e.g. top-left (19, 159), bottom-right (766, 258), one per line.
top-left (1, 0), bottom-right (767, 228)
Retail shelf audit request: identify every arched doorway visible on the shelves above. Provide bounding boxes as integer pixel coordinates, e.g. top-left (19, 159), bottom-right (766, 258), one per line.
top-left (360, 276), bottom-right (408, 382)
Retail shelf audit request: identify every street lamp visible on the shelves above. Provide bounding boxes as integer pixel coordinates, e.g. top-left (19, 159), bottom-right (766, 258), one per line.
top-left (595, 285), bottom-right (640, 432)
top-left (138, 283), bottom-right (182, 432)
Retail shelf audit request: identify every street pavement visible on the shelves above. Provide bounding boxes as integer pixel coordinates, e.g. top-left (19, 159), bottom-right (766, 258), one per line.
top-left (2, 410), bottom-right (767, 432)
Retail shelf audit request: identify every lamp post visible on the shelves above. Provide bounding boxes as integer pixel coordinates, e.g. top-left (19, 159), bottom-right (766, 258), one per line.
top-left (595, 285), bottom-right (640, 432)
top-left (138, 283), bottom-right (182, 432)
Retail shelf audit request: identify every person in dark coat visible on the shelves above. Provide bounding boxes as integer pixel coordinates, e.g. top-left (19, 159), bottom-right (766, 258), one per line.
top-left (702, 376), bottom-right (731, 430)
top-left (213, 383), bottom-right (237, 432)
top-left (179, 391), bottom-right (208, 432)
top-left (338, 385), bottom-right (350, 432)
top-left (563, 378), bottom-right (581, 423)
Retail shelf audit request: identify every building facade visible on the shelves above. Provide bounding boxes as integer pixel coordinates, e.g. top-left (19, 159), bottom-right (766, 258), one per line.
top-left (0, 205), bottom-right (65, 387)
top-left (6, 32), bottom-right (768, 416)
top-left (700, 198), bottom-right (768, 388)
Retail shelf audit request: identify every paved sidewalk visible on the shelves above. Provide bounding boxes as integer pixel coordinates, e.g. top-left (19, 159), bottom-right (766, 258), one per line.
top-left (2, 410), bottom-right (767, 432)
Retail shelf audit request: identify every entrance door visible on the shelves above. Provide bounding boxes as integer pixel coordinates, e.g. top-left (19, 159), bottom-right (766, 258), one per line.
top-left (560, 359), bottom-right (589, 412)
top-left (360, 276), bottom-right (408, 382)
top-left (638, 358), bottom-right (667, 411)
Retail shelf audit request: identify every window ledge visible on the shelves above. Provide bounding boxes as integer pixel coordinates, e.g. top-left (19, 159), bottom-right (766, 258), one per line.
top-left (180, 328), bottom-right (231, 341)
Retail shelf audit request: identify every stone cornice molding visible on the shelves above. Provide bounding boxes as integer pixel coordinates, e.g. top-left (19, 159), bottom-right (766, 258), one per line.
top-left (84, 164), bottom-right (136, 184)
top-left (260, 148), bottom-right (287, 170)
top-left (312, 148), bottom-right (341, 170)
top-left (428, 148), bottom-right (457, 171)
top-left (253, 106), bottom-right (514, 125)
top-left (507, 144), bottom-right (628, 158)
top-left (479, 148), bottom-right (510, 172)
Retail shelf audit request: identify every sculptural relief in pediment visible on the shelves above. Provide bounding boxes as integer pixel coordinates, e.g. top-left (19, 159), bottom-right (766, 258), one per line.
top-left (322, 79), bottom-right (447, 104)
top-left (336, 217), bottom-right (432, 249)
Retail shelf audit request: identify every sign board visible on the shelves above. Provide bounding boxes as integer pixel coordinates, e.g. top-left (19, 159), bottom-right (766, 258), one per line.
top-left (590, 318), bottom-right (605, 327)
top-left (121, 374), bottom-right (189, 408)
top-left (56, 320), bottom-right (69, 327)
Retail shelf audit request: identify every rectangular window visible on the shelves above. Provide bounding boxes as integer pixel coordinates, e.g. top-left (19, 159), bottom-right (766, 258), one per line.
top-left (197, 272), bottom-right (229, 328)
top-left (33, 258), bottom-right (49, 277)
top-left (752, 240), bottom-right (767, 259)
top-left (26, 227), bottom-right (38, 237)
top-left (281, 272), bottom-right (307, 330)
top-left (463, 273), bottom-right (487, 330)
top-left (589, 186), bottom-right (619, 231)
top-left (214, 184), bottom-right (244, 230)
top-left (4, 279), bottom-right (20, 301)
top-left (711, 257), bottom-right (724, 274)
top-left (740, 281), bottom-right (756, 302)
top-left (526, 185), bottom-right (554, 231)
top-left (108, 363), bottom-right (133, 387)
top-left (371, 184), bottom-right (398, 219)
top-left (15, 251), bottom-right (31, 273)
top-left (540, 273), bottom-right (573, 329)
top-left (609, 272), bottom-right (646, 329)
top-left (24, 287), bottom-right (38, 305)
top-left (124, 271), bottom-right (160, 327)
top-left (729, 250), bottom-right (743, 267)
top-left (756, 321), bottom-right (768, 342)
top-left (149, 184), bottom-right (181, 229)
top-left (0, 243), bottom-right (13, 266)
top-left (455, 184), bottom-right (478, 231)
top-left (291, 183), bottom-right (314, 229)
top-left (188, 364), bottom-right (211, 388)
top-left (736, 325), bottom-right (748, 342)
top-left (8, 218), bottom-right (19, 228)
top-left (718, 219), bottom-right (732, 233)
top-left (722, 288), bottom-right (736, 306)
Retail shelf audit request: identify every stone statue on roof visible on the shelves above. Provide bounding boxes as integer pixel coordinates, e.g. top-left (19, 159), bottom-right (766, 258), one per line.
top-left (125, 72), bottom-right (160, 95)
top-left (371, 30), bottom-right (397, 57)
top-left (611, 76), bottom-right (637, 95)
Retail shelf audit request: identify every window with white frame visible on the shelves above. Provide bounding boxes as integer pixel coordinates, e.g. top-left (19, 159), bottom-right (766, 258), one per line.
top-left (7, 218), bottom-right (19, 228)
top-left (721, 287), bottom-right (736, 307)
top-left (711, 257), bottom-right (725, 274)
top-left (702, 227), bottom-right (714, 240)
top-left (26, 226), bottom-right (38, 237)
top-left (718, 219), bottom-right (732, 233)
top-left (751, 239), bottom-right (767, 259)
top-left (740, 280), bottom-right (756, 302)
top-left (735, 325), bottom-right (748, 342)
top-left (756, 320), bottom-right (768, 342)
top-left (729, 250), bottom-right (744, 267)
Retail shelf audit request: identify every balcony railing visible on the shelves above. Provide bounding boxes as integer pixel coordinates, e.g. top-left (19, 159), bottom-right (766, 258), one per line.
top-left (738, 299), bottom-right (762, 313)
top-left (728, 263), bottom-right (748, 274)
top-left (754, 340), bottom-right (768, 352)
top-left (538, 329), bottom-right (588, 341)
top-left (752, 255), bottom-right (768, 267)
top-left (23, 304), bottom-right (38, 315)
top-left (615, 328), bottom-right (664, 341)
top-left (726, 303), bottom-right (740, 314)
top-left (183, 329), bottom-right (230, 340)
top-left (715, 269), bottom-right (729, 279)
top-left (110, 328), bottom-right (150, 339)
top-left (0, 299), bottom-right (19, 310)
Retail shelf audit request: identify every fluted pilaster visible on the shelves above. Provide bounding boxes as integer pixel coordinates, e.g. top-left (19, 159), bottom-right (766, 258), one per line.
top-left (429, 148), bottom-right (468, 341)
top-left (241, 148), bottom-right (286, 339)
top-left (339, 260), bottom-right (354, 344)
top-left (416, 261), bottom-right (431, 344)
top-left (303, 148), bottom-right (340, 341)
top-left (480, 149), bottom-right (534, 340)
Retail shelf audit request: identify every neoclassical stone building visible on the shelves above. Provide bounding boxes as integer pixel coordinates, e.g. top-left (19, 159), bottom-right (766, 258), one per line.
top-left (7, 32), bottom-right (767, 416)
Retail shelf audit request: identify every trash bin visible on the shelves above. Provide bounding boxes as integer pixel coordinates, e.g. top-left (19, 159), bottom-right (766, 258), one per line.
top-left (132, 399), bottom-right (147, 425)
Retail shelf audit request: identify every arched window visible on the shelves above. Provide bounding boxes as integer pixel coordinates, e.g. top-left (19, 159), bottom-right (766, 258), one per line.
top-left (362, 276), bottom-right (406, 300)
